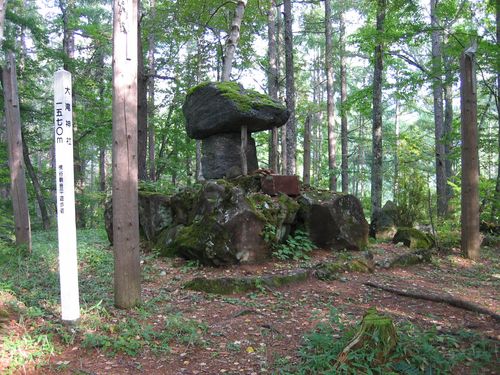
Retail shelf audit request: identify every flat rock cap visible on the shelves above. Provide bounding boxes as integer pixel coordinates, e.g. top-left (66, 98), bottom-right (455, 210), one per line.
top-left (183, 81), bottom-right (290, 139)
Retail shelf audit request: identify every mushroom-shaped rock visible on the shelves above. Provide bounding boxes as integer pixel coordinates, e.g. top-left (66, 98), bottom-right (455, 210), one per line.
top-left (183, 81), bottom-right (290, 139)
top-left (297, 191), bottom-right (369, 251)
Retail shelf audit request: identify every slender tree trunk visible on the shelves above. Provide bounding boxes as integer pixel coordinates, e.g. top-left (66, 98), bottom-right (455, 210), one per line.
top-left (221, 0), bottom-right (247, 174)
top-left (284, 0), bottom-right (296, 175)
top-left (492, 1), bottom-right (500, 222)
top-left (3, 51), bottom-right (31, 251)
top-left (443, 53), bottom-right (454, 212)
top-left (339, 9), bottom-right (348, 193)
top-left (431, 0), bottom-right (447, 217)
top-left (303, 113), bottom-right (311, 185)
top-left (99, 147), bottom-right (106, 192)
top-left (277, 5), bottom-right (286, 174)
top-left (325, 0), bottom-right (336, 190)
top-left (147, 0), bottom-right (156, 182)
top-left (221, 0), bottom-right (247, 81)
top-left (460, 48), bottom-right (480, 261)
top-left (371, 0), bottom-right (386, 217)
top-left (112, 0), bottom-right (141, 309)
top-left (22, 134), bottom-right (50, 230)
top-left (0, 0), bottom-right (7, 43)
top-left (62, 0), bottom-right (86, 227)
top-left (394, 95), bottom-right (400, 198)
top-left (137, 19), bottom-right (148, 181)
top-left (267, 0), bottom-right (279, 172)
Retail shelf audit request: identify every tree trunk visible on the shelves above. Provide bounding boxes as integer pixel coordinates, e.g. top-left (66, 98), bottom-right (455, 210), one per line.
top-left (443, 53), bottom-right (454, 213)
top-left (325, 0), bottom-right (336, 191)
top-left (221, 0), bottom-right (247, 175)
top-left (3, 51), bottom-right (31, 251)
top-left (267, 0), bottom-right (279, 172)
top-left (492, 0), bottom-right (500, 222)
top-left (112, 0), bottom-right (141, 308)
top-left (221, 0), bottom-right (247, 81)
top-left (339, 9), bottom-right (348, 193)
top-left (431, 0), bottom-right (447, 217)
top-left (147, 0), bottom-right (156, 182)
top-left (460, 47), bottom-right (480, 261)
top-left (99, 146), bottom-right (106, 192)
top-left (137, 19), bottom-right (148, 181)
top-left (303, 113), bottom-right (311, 185)
top-left (62, 0), bottom-right (85, 228)
top-left (0, 0), bottom-right (7, 43)
top-left (22, 134), bottom-right (50, 230)
top-left (394, 95), bottom-right (400, 198)
top-left (371, 0), bottom-right (386, 217)
top-left (283, 0), bottom-right (296, 175)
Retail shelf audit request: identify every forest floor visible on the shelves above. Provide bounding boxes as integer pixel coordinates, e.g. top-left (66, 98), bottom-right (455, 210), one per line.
top-left (0, 230), bottom-right (499, 374)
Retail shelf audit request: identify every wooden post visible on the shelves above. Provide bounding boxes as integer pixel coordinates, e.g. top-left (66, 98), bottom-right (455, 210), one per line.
top-left (112, 0), bottom-right (141, 308)
top-left (460, 46), bottom-right (480, 260)
top-left (3, 51), bottom-right (31, 252)
top-left (241, 125), bottom-right (248, 175)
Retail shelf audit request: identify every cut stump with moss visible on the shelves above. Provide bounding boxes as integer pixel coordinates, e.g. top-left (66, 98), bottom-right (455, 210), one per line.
top-left (184, 269), bottom-right (311, 295)
top-left (335, 307), bottom-right (398, 368)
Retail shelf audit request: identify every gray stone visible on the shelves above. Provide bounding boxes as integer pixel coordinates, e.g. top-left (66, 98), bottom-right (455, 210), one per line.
top-left (201, 133), bottom-right (258, 180)
top-left (369, 200), bottom-right (398, 239)
top-left (183, 81), bottom-right (289, 140)
top-left (297, 191), bottom-right (369, 251)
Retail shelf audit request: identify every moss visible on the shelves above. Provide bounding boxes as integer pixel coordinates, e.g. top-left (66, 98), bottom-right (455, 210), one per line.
top-left (389, 248), bottom-right (432, 268)
top-left (314, 256), bottom-right (374, 281)
top-left (393, 227), bottom-right (435, 249)
top-left (186, 81), bottom-right (285, 113)
top-left (186, 81), bottom-right (211, 97)
top-left (184, 270), bottom-right (310, 295)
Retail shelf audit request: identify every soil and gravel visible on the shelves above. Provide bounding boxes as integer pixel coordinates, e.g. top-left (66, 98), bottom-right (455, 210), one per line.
top-left (3, 243), bottom-right (499, 375)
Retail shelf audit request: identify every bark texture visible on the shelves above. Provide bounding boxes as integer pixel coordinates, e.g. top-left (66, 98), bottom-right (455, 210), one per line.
top-left (493, 0), bottom-right (500, 222)
top-left (325, 0), bottom-right (336, 191)
top-left (431, 0), bottom-right (448, 217)
top-left (137, 19), bottom-right (148, 181)
top-left (221, 0), bottom-right (247, 81)
top-left (460, 49), bottom-right (480, 261)
top-left (3, 51), bottom-right (31, 251)
top-left (371, 0), bottom-right (386, 216)
top-left (112, 0), bottom-right (141, 308)
top-left (267, 0), bottom-right (279, 172)
top-left (0, 0), bottom-right (7, 43)
top-left (303, 114), bottom-right (311, 185)
top-left (147, 0), bottom-right (156, 181)
top-left (284, 0), bottom-right (296, 175)
top-left (339, 9), bottom-right (348, 193)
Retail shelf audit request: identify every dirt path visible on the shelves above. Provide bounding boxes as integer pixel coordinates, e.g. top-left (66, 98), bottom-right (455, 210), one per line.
top-left (38, 244), bottom-right (499, 375)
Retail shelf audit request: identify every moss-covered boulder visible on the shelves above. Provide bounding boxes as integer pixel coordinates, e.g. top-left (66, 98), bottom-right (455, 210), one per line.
top-left (313, 252), bottom-right (374, 281)
top-left (297, 191), bottom-right (369, 251)
top-left (155, 180), bottom-right (300, 265)
top-left (183, 81), bottom-right (289, 139)
top-left (392, 227), bottom-right (435, 249)
top-left (369, 200), bottom-right (398, 239)
top-left (184, 269), bottom-right (310, 294)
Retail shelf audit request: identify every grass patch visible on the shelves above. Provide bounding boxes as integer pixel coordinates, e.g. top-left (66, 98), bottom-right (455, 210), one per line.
top-left (0, 229), bottom-right (205, 372)
top-left (277, 308), bottom-right (498, 374)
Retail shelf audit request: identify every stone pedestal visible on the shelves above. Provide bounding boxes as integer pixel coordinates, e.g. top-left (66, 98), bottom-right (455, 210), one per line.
top-left (201, 133), bottom-right (258, 179)
top-left (261, 175), bottom-right (300, 196)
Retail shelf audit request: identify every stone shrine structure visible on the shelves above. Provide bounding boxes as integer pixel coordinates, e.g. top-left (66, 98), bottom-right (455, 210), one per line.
top-left (182, 81), bottom-right (289, 179)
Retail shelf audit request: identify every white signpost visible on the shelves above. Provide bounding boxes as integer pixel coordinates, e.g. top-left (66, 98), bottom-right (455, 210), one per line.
top-left (54, 69), bottom-right (80, 322)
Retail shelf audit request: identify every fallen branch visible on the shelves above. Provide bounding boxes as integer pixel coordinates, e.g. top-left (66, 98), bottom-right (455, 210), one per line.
top-left (364, 281), bottom-right (500, 322)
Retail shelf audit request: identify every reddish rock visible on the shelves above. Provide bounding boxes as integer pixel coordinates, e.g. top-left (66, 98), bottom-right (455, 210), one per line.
top-left (261, 175), bottom-right (300, 196)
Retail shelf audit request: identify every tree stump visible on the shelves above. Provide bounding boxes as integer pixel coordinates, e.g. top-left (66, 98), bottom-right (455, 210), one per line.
top-left (335, 307), bottom-right (397, 368)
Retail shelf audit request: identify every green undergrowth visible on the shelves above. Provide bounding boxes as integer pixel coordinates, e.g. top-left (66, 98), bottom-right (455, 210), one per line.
top-left (0, 229), bottom-right (205, 373)
top-left (276, 308), bottom-right (498, 374)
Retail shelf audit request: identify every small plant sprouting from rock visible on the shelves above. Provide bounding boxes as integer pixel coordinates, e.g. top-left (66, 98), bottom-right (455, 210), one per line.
top-left (263, 225), bottom-right (315, 261)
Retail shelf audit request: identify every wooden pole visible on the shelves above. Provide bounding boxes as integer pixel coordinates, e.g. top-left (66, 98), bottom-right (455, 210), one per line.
top-left (460, 45), bottom-right (480, 260)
